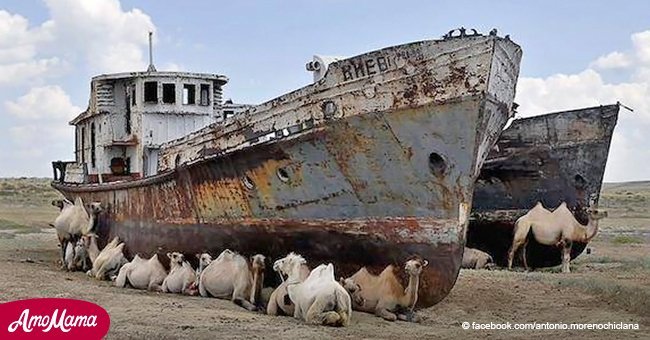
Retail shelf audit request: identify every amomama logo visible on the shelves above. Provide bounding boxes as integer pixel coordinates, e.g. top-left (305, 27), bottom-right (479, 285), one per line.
top-left (0, 298), bottom-right (110, 339)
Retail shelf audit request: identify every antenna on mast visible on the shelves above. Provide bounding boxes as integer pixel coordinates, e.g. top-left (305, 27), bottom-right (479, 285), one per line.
top-left (147, 31), bottom-right (156, 72)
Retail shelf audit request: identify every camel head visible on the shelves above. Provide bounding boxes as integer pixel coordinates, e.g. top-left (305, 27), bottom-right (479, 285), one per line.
top-left (273, 252), bottom-right (306, 278)
top-left (405, 256), bottom-right (429, 276)
top-left (581, 206), bottom-right (608, 242)
top-left (82, 202), bottom-right (103, 234)
top-left (52, 199), bottom-right (65, 210)
top-left (167, 252), bottom-right (185, 267)
top-left (195, 253), bottom-right (213, 268)
top-left (250, 254), bottom-right (266, 273)
top-left (586, 207), bottom-right (608, 221)
top-left (339, 277), bottom-right (365, 306)
top-left (81, 233), bottom-right (98, 248)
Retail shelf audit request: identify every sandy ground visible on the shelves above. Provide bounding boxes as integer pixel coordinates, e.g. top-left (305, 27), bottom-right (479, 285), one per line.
top-left (0, 228), bottom-right (647, 339)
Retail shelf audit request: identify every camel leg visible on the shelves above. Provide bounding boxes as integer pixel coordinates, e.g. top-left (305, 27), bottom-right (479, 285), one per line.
top-left (266, 290), bottom-right (280, 316)
top-left (293, 301), bottom-right (302, 319)
top-left (148, 281), bottom-right (162, 292)
top-left (521, 239), bottom-right (529, 271)
top-left (232, 287), bottom-right (257, 311)
top-left (397, 311), bottom-right (421, 323)
top-left (375, 305), bottom-right (398, 322)
top-left (507, 241), bottom-right (522, 270)
top-left (561, 241), bottom-right (572, 273)
top-left (59, 238), bottom-right (68, 269)
top-left (305, 295), bottom-right (341, 326)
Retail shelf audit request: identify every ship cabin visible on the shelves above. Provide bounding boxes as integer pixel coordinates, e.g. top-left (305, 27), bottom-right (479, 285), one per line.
top-left (53, 71), bottom-right (228, 184)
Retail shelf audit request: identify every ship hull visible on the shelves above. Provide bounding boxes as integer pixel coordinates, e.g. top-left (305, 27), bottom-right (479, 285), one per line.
top-left (468, 105), bottom-right (620, 267)
top-left (53, 33), bottom-right (522, 307)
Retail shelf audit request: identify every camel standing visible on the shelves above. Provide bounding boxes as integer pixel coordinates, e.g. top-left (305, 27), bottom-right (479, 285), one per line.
top-left (267, 252), bottom-right (311, 316)
top-left (341, 257), bottom-right (428, 322)
top-left (198, 250), bottom-right (266, 311)
top-left (50, 197), bottom-right (101, 267)
top-left (115, 254), bottom-right (167, 290)
top-left (161, 252), bottom-right (197, 294)
top-left (508, 200), bottom-right (607, 273)
top-left (287, 262), bottom-right (352, 327)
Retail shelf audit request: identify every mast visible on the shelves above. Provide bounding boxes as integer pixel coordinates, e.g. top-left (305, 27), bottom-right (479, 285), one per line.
top-left (147, 31), bottom-right (156, 72)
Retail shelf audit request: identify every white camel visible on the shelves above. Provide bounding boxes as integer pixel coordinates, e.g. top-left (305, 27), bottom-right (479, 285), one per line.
top-left (198, 249), bottom-right (266, 311)
top-left (267, 252), bottom-right (311, 316)
top-left (83, 235), bottom-right (128, 280)
top-left (50, 197), bottom-right (101, 267)
top-left (115, 253), bottom-right (167, 290)
top-left (195, 253), bottom-right (213, 277)
top-left (161, 252), bottom-right (196, 294)
top-left (508, 199), bottom-right (607, 273)
top-left (72, 238), bottom-right (90, 272)
top-left (287, 262), bottom-right (352, 327)
top-left (340, 257), bottom-right (427, 322)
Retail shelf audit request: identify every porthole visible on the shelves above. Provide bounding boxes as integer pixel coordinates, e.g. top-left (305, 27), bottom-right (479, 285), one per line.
top-left (277, 168), bottom-right (290, 183)
top-left (242, 176), bottom-right (255, 190)
top-left (428, 152), bottom-right (447, 176)
top-left (321, 100), bottom-right (337, 119)
top-left (574, 174), bottom-right (587, 190)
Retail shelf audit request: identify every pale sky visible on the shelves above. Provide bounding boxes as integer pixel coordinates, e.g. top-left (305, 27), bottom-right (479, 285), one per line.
top-left (0, 0), bottom-right (649, 182)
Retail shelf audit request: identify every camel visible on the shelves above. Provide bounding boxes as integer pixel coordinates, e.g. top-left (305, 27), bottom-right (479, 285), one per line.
top-left (64, 240), bottom-right (76, 271)
top-left (72, 238), bottom-right (90, 272)
top-left (461, 247), bottom-right (495, 270)
top-left (50, 197), bottom-right (102, 267)
top-left (508, 199), bottom-right (608, 273)
top-left (161, 252), bottom-right (197, 294)
top-left (115, 254), bottom-right (167, 291)
top-left (287, 263), bottom-right (352, 327)
top-left (83, 234), bottom-right (128, 280)
top-left (340, 256), bottom-right (428, 322)
top-left (267, 252), bottom-right (311, 316)
top-left (195, 253), bottom-right (213, 276)
top-left (198, 249), bottom-right (266, 311)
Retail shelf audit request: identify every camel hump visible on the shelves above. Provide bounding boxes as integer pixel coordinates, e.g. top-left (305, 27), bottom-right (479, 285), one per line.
top-left (379, 265), bottom-right (396, 277)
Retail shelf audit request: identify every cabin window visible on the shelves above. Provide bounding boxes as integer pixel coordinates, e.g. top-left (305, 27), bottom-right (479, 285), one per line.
top-left (163, 83), bottom-right (176, 104)
top-left (144, 81), bottom-right (158, 103)
top-left (200, 84), bottom-right (210, 106)
top-left (125, 91), bottom-right (132, 134)
top-left (90, 123), bottom-right (96, 168)
top-left (175, 154), bottom-right (181, 168)
top-left (80, 127), bottom-right (85, 163)
top-left (224, 110), bottom-right (234, 119)
top-left (131, 88), bottom-right (136, 106)
top-left (183, 84), bottom-right (196, 105)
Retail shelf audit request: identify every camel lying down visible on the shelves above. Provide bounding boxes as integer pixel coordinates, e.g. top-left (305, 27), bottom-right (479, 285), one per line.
top-left (461, 247), bottom-right (494, 270)
top-left (287, 261), bottom-right (352, 327)
top-left (267, 252), bottom-right (311, 316)
top-left (83, 235), bottom-right (128, 280)
top-left (161, 252), bottom-right (197, 295)
top-left (199, 249), bottom-right (265, 311)
top-left (115, 254), bottom-right (167, 291)
top-left (341, 256), bottom-right (428, 322)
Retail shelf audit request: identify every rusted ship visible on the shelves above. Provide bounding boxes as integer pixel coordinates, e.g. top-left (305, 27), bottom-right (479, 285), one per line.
top-left (51, 28), bottom-right (522, 307)
top-left (468, 104), bottom-right (620, 267)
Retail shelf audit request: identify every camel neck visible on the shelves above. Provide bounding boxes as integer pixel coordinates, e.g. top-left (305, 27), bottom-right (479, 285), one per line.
top-left (249, 269), bottom-right (263, 305)
top-left (88, 238), bottom-right (100, 263)
top-left (402, 274), bottom-right (419, 310)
